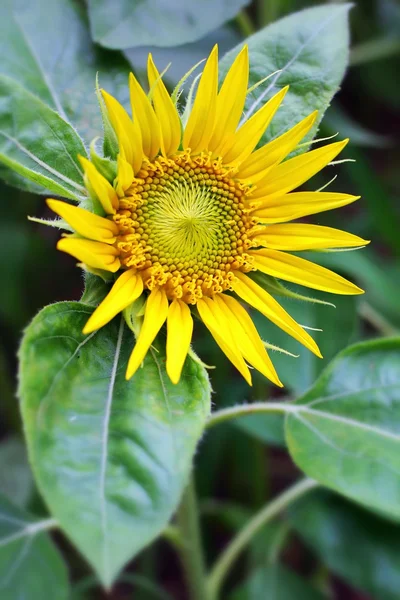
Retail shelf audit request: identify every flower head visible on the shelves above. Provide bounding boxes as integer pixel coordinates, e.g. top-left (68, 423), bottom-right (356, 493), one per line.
top-left (48, 45), bottom-right (368, 386)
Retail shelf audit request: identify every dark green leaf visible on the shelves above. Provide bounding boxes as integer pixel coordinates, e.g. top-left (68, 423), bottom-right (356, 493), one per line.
top-left (19, 302), bottom-right (211, 586)
top-left (309, 249), bottom-right (400, 329)
top-left (88, 0), bottom-right (249, 49)
top-left (289, 491), bottom-right (400, 600)
top-left (0, 495), bottom-right (68, 600)
top-left (252, 294), bottom-right (358, 395)
top-left (220, 4), bottom-right (351, 153)
top-left (285, 338), bottom-right (400, 520)
top-left (0, 75), bottom-right (87, 200)
top-left (0, 438), bottom-right (33, 508)
top-left (230, 564), bottom-right (324, 600)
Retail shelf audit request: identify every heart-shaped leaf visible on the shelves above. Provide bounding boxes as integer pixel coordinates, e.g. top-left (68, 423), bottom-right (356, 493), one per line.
top-left (19, 302), bottom-right (211, 586)
top-left (285, 338), bottom-right (400, 520)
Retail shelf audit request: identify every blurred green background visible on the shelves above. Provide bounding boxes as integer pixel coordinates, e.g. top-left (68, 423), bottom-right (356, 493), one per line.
top-left (1, 0), bottom-right (399, 598)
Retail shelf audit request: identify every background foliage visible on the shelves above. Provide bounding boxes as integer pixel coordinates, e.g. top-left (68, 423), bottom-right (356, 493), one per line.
top-left (1, 0), bottom-right (399, 598)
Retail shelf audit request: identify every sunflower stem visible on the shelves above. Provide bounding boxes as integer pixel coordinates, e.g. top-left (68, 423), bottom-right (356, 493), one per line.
top-left (176, 475), bottom-right (209, 600)
top-left (207, 401), bottom-right (295, 429)
top-left (206, 478), bottom-right (318, 599)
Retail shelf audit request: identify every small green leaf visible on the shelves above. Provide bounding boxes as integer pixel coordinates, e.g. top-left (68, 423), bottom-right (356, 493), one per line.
top-left (88, 0), bottom-right (249, 49)
top-left (19, 302), bottom-right (211, 586)
top-left (0, 495), bottom-right (68, 600)
top-left (230, 564), bottom-right (324, 600)
top-left (289, 491), bottom-right (400, 600)
top-left (220, 4), bottom-right (351, 153)
top-left (285, 338), bottom-right (400, 520)
top-left (0, 75), bottom-right (87, 200)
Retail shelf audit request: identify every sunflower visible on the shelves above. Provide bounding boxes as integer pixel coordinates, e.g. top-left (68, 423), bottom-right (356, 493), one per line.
top-left (47, 45), bottom-right (368, 386)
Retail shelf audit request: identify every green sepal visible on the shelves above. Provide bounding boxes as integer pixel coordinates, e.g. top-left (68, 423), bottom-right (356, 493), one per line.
top-left (96, 75), bottom-right (119, 160)
top-left (123, 295), bottom-right (147, 337)
top-left (90, 138), bottom-right (117, 182)
top-left (81, 271), bottom-right (114, 305)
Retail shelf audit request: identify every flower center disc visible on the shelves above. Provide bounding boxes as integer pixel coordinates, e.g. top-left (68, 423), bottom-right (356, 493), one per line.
top-left (114, 153), bottom-right (254, 303)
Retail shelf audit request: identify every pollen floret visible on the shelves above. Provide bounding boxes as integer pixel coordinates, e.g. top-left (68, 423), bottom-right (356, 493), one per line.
top-left (114, 152), bottom-right (255, 304)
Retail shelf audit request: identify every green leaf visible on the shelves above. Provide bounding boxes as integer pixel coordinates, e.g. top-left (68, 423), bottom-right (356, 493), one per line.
top-left (0, 495), bottom-right (68, 600)
top-left (19, 302), bottom-right (211, 587)
top-left (285, 338), bottom-right (400, 520)
top-left (230, 564), bottom-right (324, 600)
top-left (0, 75), bottom-right (87, 200)
top-left (219, 4), bottom-right (351, 153)
top-left (289, 491), bottom-right (400, 600)
top-left (0, 0), bottom-right (131, 194)
top-left (0, 0), bottom-right (131, 142)
top-left (0, 438), bottom-right (33, 508)
top-left (87, 0), bottom-right (249, 49)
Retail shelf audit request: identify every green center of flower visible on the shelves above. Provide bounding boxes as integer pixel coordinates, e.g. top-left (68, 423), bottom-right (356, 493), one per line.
top-left (114, 153), bottom-right (255, 303)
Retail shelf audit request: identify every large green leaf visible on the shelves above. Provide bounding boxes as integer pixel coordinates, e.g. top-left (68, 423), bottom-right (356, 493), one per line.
top-left (230, 564), bottom-right (324, 600)
top-left (0, 495), bottom-right (68, 600)
top-left (0, 75), bottom-right (87, 200)
top-left (19, 302), bottom-right (211, 586)
top-left (285, 338), bottom-right (400, 520)
top-left (88, 0), bottom-right (249, 49)
top-left (289, 491), bottom-right (400, 600)
top-left (219, 4), bottom-right (351, 153)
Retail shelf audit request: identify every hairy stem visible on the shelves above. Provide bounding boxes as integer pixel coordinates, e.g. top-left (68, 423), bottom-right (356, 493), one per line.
top-left (207, 401), bottom-right (295, 429)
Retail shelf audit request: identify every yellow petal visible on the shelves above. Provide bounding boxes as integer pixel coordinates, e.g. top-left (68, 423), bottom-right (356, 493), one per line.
top-left (126, 288), bottom-right (169, 380)
top-left (182, 46), bottom-right (218, 150)
top-left (129, 72), bottom-right (161, 160)
top-left (83, 270), bottom-right (143, 334)
top-left (253, 139), bottom-right (348, 199)
top-left (215, 295), bottom-right (282, 386)
top-left (115, 149), bottom-right (134, 196)
top-left (101, 90), bottom-right (143, 174)
top-left (250, 249), bottom-right (364, 295)
top-left (250, 191), bottom-right (360, 224)
top-left (220, 86), bottom-right (288, 165)
top-left (252, 223), bottom-right (369, 251)
top-left (237, 111), bottom-right (317, 183)
top-left (47, 199), bottom-right (118, 243)
top-left (57, 237), bottom-right (120, 272)
top-left (147, 54), bottom-right (181, 157)
top-left (208, 45), bottom-right (249, 154)
top-left (183, 45), bottom-right (218, 153)
top-left (79, 156), bottom-right (118, 214)
top-left (166, 299), bottom-right (193, 384)
top-left (197, 297), bottom-right (252, 385)
top-left (233, 272), bottom-right (322, 357)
